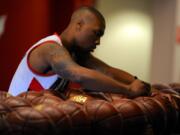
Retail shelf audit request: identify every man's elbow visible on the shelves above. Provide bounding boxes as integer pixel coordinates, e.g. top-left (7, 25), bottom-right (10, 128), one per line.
top-left (53, 66), bottom-right (84, 83)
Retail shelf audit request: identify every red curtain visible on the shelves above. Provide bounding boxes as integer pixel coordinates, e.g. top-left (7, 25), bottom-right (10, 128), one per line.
top-left (0, 0), bottom-right (95, 91)
top-left (73, 0), bottom-right (96, 10)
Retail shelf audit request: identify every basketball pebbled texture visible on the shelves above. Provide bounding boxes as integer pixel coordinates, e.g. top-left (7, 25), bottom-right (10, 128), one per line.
top-left (0, 86), bottom-right (180, 135)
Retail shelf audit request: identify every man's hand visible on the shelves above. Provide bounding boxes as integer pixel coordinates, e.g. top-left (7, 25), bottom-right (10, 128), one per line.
top-left (128, 79), bottom-right (151, 98)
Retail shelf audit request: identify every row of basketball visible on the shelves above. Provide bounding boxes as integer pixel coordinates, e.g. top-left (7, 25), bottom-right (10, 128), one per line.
top-left (0, 83), bottom-right (180, 135)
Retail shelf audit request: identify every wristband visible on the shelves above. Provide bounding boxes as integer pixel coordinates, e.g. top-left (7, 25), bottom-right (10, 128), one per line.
top-left (134, 76), bottom-right (138, 80)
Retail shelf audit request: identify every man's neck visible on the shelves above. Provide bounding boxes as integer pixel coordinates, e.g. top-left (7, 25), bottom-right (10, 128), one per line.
top-left (60, 31), bottom-right (74, 53)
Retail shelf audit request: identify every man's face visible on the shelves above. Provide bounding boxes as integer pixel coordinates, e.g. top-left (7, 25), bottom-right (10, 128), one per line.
top-left (74, 17), bottom-right (105, 53)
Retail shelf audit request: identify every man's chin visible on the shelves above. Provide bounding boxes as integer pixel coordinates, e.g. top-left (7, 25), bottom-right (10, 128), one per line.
top-left (80, 48), bottom-right (92, 53)
top-left (85, 49), bottom-right (94, 53)
top-left (74, 47), bottom-right (93, 53)
top-left (90, 49), bottom-right (94, 52)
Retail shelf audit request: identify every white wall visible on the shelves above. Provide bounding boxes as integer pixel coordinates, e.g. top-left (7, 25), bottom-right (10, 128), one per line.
top-left (95, 0), bottom-right (153, 81)
top-left (150, 0), bottom-right (176, 84)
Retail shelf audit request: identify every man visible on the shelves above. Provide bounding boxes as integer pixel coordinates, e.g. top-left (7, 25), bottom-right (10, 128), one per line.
top-left (8, 6), bottom-right (150, 97)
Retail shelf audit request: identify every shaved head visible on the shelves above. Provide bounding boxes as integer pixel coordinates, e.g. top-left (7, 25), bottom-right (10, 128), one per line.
top-left (70, 6), bottom-right (105, 28)
top-left (61, 6), bottom-right (106, 53)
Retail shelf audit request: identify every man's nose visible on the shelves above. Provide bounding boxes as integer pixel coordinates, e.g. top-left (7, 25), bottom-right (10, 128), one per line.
top-left (95, 38), bottom-right (100, 45)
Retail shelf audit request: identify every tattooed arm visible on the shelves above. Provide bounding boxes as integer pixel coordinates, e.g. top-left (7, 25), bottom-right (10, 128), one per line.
top-left (29, 42), bottom-right (130, 95)
top-left (80, 54), bottom-right (151, 96)
top-left (29, 42), bottom-right (148, 97)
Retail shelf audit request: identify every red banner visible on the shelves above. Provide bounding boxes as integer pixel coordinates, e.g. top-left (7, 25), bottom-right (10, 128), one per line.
top-left (73, 0), bottom-right (95, 10)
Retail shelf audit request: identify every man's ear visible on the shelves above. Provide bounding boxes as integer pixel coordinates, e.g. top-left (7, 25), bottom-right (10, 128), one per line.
top-left (76, 19), bottom-right (84, 31)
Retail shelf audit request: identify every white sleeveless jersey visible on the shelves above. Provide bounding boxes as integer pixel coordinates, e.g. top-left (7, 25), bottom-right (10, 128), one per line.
top-left (8, 34), bottom-right (62, 96)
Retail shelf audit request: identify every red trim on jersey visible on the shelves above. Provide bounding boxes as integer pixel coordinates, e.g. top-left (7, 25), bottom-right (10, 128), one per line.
top-left (29, 78), bottom-right (44, 91)
top-left (27, 40), bottom-right (58, 76)
top-left (54, 32), bottom-right (61, 41)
